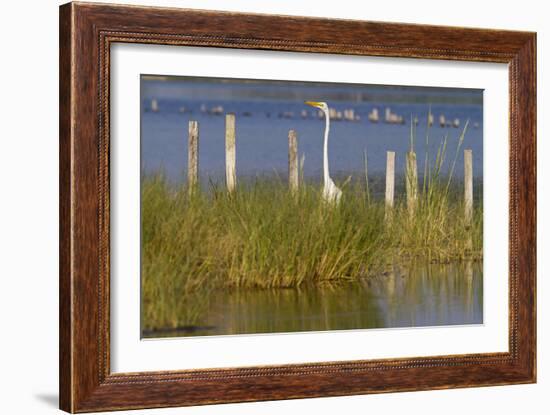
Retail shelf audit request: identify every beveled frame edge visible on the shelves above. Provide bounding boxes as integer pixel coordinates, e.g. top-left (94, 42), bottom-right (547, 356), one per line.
top-left (59, 2), bottom-right (536, 413)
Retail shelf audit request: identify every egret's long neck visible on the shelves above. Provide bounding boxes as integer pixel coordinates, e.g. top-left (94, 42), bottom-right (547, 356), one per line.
top-left (323, 109), bottom-right (330, 185)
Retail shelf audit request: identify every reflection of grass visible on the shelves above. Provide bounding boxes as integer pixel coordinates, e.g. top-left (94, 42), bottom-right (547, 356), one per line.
top-left (199, 282), bottom-right (385, 336)
top-left (142, 175), bottom-right (482, 330)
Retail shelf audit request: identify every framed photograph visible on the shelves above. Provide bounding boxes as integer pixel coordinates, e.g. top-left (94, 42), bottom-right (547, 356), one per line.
top-left (59, 2), bottom-right (536, 412)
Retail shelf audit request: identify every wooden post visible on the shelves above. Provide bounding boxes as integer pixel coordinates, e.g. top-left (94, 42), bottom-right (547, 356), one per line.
top-left (187, 121), bottom-right (199, 192)
top-left (464, 149), bottom-right (473, 225)
top-left (385, 151), bottom-right (395, 218)
top-left (288, 129), bottom-right (298, 193)
top-left (225, 113), bottom-right (236, 192)
top-left (406, 151), bottom-right (418, 217)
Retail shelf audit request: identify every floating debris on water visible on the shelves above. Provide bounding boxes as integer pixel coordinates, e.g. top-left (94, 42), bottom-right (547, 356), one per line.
top-left (368, 108), bottom-right (379, 123)
top-left (199, 104), bottom-right (224, 115)
top-left (385, 108), bottom-right (405, 124)
top-left (343, 108), bottom-right (359, 122)
top-left (279, 111), bottom-right (295, 119)
top-left (328, 108), bottom-right (342, 121)
top-left (149, 98), bottom-right (158, 113)
top-left (209, 105), bottom-right (224, 115)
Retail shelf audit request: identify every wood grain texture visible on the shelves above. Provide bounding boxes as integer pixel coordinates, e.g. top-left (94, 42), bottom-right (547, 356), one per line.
top-left (288, 129), bottom-right (298, 193)
top-left (385, 151), bottom-right (395, 211)
top-left (464, 149), bottom-right (473, 224)
top-left (188, 121), bottom-right (199, 190)
top-left (59, 2), bottom-right (536, 413)
top-left (225, 113), bottom-right (236, 192)
top-left (59, 3), bottom-right (73, 411)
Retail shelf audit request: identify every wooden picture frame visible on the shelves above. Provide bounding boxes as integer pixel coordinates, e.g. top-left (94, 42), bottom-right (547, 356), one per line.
top-left (59, 2), bottom-right (536, 412)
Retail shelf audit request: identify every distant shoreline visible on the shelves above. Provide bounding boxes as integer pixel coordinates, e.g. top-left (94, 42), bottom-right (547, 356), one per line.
top-left (141, 75), bottom-right (484, 106)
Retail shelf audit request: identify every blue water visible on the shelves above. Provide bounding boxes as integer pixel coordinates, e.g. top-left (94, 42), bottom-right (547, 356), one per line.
top-left (141, 81), bottom-right (483, 185)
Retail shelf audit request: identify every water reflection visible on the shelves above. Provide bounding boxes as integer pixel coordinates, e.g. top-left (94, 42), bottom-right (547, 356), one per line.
top-left (144, 261), bottom-right (482, 338)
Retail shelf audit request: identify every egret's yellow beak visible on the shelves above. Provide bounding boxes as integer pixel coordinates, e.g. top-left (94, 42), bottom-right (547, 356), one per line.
top-left (305, 101), bottom-right (322, 108)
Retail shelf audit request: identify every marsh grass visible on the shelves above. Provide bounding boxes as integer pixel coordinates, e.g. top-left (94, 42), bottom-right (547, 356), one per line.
top-left (142, 178), bottom-right (481, 330)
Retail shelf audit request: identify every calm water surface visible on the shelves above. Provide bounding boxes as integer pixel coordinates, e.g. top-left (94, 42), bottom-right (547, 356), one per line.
top-left (143, 261), bottom-right (483, 338)
top-left (141, 80), bottom-right (483, 185)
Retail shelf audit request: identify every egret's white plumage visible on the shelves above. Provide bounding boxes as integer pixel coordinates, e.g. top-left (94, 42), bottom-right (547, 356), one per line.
top-left (305, 101), bottom-right (342, 204)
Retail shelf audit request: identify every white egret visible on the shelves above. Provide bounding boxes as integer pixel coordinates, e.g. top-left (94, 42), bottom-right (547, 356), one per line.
top-left (305, 101), bottom-right (342, 204)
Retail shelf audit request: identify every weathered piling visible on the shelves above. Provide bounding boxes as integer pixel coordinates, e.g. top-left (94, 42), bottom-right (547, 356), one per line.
top-left (406, 151), bottom-right (418, 217)
top-left (187, 121), bottom-right (199, 192)
top-left (288, 129), bottom-right (298, 193)
top-left (385, 151), bottom-right (395, 218)
top-left (464, 149), bottom-right (473, 224)
top-left (225, 113), bottom-right (236, 192)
